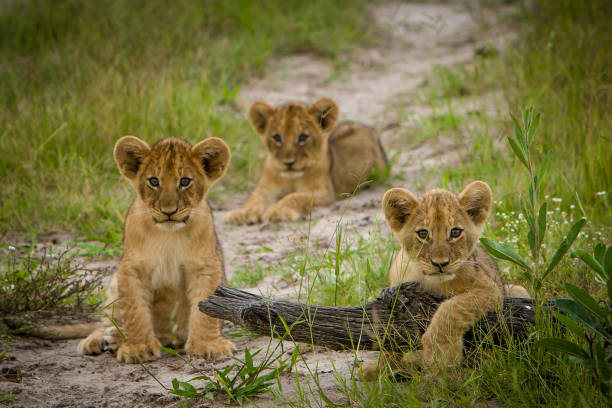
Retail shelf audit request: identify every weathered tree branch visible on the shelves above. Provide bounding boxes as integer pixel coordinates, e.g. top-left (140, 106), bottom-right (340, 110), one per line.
top-left (199, 282), bottom-right (543, 351)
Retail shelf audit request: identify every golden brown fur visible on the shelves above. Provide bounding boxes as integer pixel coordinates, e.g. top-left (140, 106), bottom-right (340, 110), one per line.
top-left (225, 98), bottom-right (387, 224)
top-left (363, 181), bottom-right (529, 379)
top-left (75, 136), bottom-right (235, 363)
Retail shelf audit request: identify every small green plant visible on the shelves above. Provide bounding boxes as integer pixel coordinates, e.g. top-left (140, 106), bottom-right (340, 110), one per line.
top-left (167, 346), bottom-right (294, 405)
top-left (536, 243), bottom-right (612, 397)
top-left (0, 248), bottom-right (104, 331)
top-left (479, 107), bottom-right (586, 303)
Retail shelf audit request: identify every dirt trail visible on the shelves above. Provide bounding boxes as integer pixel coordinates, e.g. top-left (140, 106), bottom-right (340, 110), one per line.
top-left (1, 2), bottom-right (514, 407)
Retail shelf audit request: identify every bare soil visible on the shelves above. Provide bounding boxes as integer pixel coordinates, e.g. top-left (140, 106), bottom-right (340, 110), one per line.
top-left (1, 2), bottom-right (514, 407)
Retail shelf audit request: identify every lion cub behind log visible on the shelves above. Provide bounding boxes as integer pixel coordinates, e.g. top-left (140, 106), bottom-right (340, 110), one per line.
top-left (225, 98), bottom-right (388, 224)
top-left (77, 136), bottom-right (235, 363)
top-left (363, 181), bottom-right (529, 379)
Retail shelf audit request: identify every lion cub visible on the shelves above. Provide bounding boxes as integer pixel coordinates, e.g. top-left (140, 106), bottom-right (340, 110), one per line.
top-left (78, 136), bottom-right (235, 363)
top-left (363, 181), bottom-right (528, 379)
top-left (225, 98), bottom-right (387, 224)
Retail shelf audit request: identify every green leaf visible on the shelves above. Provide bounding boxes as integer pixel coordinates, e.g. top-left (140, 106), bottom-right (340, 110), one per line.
top-left (537, 202), bottom-right (547, 245)
top-left (528, 229), bottom-right (536, 259)
top-left (535, 338), bottom-right (590, 359)
top-left (480, 238), bottom-right (531, 271)
top-left (543, 218), bottom-right (587, 279)
top-left (520, 196), bottom-right (535, 231)
top-left (594, 243), bottom-right (606, 265)
top-left (526, 112), bottom-right (541, 144)
top-left (565, 283), bottom-right (608, 320)
top-left (553, 311), bottom-right (585, 339)
top-left (510, 112), bottom-right (527, 153)
top-left (507, 135), bottom-right (529, 169)
top-left (537, 150), bottom-right (551, 185)
top-left (571, 249), bottom-right (605, 281)
top-left (605, 245), bottom-right (612, 277)
top-left (555, 299), bottom-right (609, 339)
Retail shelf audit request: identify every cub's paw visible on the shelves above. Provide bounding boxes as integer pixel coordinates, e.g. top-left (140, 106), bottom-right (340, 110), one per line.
top-left (116, 338), bottom-right (161, 363)
top-left (78, 332), bottom-right (105, 355)
top-left (361, 360), bottom-right (381, 382)
top-left (262, 205), bottom-right (301, 223)
top-left (185, 337), bottom-right (235, 360)
top-left (103, 326), bottom-right (122, 353)
top-left (225, 207), bottom-right (262, 225)
top-left (421, 331), bottom-right (463, 367)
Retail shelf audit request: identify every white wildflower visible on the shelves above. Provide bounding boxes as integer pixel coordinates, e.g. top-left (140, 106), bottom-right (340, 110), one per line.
top-left (596, 191), bottom-right (606, 196)
top-left (570, 204), bottom-right (575, 209)
top-left (8, 245), bottom-right (16, 251)
top-left (552, 197), bottom-right (562, 202)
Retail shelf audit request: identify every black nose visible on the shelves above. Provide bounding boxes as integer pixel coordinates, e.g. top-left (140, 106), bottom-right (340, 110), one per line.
top-left (161, 208), bottom-right (178, 217)
top-left (431, 260), bottom-right (450, 270)
top-left (284, 160), bottom-right (296, 168)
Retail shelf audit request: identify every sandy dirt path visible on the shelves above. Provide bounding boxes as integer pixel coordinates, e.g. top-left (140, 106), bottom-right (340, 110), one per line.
top-left (1, 2), bottom-right (514, 407)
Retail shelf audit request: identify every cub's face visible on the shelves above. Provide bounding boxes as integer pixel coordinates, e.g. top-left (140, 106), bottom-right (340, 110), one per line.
top-left (248, 98), bottom-right (339, 178)
top-left (383, 181), bottom-right (492, 279)
top-left (114, 136), bottom-right (230, 231)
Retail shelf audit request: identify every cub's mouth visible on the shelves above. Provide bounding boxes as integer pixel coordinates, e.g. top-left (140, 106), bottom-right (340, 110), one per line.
top-left (153, 215), bottom-right (190, 229)
top-left (280, 170), bottom-right (305, 178)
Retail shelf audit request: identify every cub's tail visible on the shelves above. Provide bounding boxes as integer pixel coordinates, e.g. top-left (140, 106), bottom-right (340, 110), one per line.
top-left (4, 320), bottom-right (102, 340)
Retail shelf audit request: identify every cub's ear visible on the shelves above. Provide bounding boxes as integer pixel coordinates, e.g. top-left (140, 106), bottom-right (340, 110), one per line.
top-left (248, 102), bottom-right (275, 136)
top-left (191, 137), bottom-right (231, 183)
top-left (458, 181), bottom-right (492, 227)
top-left (382, 188), bottom-right (419, 232)
top-left (113, 136), bottom-right (150, 180)
top-left (308, 98), bottom-right (339, 132)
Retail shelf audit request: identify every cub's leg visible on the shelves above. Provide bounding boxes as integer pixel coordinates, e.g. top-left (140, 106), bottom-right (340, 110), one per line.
top-left (225, 180), bottom-right (282, 225)
top-left (361, 351), bottom-right (407, 381)
top-left (183, 261), bottom-right (235, 359)
top-left (262, 190), bottom-right (334, 222)
top-left (420, 288), bottom-right (502, 368)
top-left (78, 327), bottom-right (107, 355)
top-left (115, 264), bottom-right (161, 363)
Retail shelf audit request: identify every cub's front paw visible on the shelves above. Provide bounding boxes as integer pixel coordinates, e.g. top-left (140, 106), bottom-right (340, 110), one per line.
top-left (185, 337), bottom-right (235, 360)
top-left (361, 360), bottom-right (381, 382)
top-left (116, 338), bottom-right (161, 363)
top-left (421, 331), bottom-right (463, 367)
top-left (225, 207), bottom-right (262, 225)
top-left (78, 331), bottom-right (105, 355)
top-left (262, 205), bottom-right (301, 223)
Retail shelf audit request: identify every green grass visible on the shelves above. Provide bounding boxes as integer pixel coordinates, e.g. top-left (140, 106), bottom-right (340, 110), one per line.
top-left (0, 0), bottom-right (376, 236)
top-left (1, 0), bottom-right (611, 406)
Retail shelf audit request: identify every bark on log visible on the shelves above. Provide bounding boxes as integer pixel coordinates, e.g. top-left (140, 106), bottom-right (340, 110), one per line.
top-left (199, 282), bottom-right (544, 352)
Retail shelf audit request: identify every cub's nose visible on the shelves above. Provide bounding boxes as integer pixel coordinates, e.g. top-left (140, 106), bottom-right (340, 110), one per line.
top-left (431, 260), bottom-right (450, 271)
top-left (283, 159), bottom-right (296, 169)
top-left (160, 206), bottom-right (178, 217)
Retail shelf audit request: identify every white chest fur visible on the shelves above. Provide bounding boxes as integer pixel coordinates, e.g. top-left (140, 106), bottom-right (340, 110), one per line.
top-left (141, 233), bottom-right (188, 291)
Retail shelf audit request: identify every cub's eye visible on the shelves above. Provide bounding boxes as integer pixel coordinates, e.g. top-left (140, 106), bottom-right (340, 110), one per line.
top-left (148, 177), bottom-right (159, 187)
top-left (450, 228), bottom-right (463, 238)
top-left (416, 229), bottom-right (429, 240)
top-left (179, 177), bottom-right (191, 187)
top-left (298, 133), bottom-right (309, 143)
top-left (272, 134), bottom-right (282, 143)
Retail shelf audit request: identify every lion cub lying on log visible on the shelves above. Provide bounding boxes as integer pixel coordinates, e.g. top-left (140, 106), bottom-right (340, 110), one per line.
top-left (363, 181), bottom-right (529, 379)
top-left (225, 98), bottom-right (387, 224)
top-left (76, 136), bottom-right (235, 363)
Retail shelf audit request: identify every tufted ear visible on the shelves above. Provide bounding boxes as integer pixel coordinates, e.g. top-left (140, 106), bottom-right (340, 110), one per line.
top-left (308, 98), bottom-right (339, 132)
top-left (458, 181), bottom-right (492, 227)
top-left (382, 188), bottom-right (419, 232)
top-left (248, 101), bottom-right (275, 136)
top-left (191, 137), bottom-right (231, 183)
top-left (113, 136), bottom-right (150, 181)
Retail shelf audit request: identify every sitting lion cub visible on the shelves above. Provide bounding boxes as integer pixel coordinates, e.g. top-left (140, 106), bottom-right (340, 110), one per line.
top-left (363, 181), bottom-right (528, 379)
top-left (78, 136), bottom-right (235, 363)
top-left (225, 98), bottom-right (387, 224)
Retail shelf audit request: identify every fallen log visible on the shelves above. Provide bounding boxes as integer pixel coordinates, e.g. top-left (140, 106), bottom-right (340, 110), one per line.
top-left (199, 282), bottom-right (544, 351)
